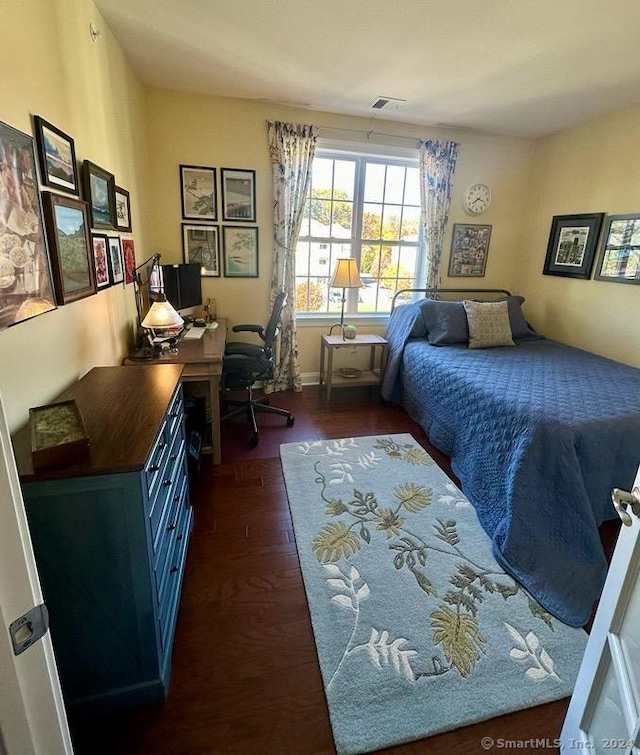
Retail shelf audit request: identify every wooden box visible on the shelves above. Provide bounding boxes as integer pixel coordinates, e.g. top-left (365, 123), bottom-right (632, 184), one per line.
top-left (30, 400), bottom-right (90, 470)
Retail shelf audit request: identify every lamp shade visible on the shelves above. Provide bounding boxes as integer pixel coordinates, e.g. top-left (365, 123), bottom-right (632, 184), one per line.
top-left (330, 258), bottom-right (363, 289)
top-left (141, 299), bottom-right (184, 329)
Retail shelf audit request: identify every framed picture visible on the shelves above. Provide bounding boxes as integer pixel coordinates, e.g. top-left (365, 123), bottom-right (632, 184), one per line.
top-left (180, 165), bottom-right (216, 221)
top-left (542, 213), bottom-right (604, 279)
top-left (122, 238), bottom-right (136, 285)
top-left (594, 214), bottom-right (640, 285)
top-left (114, 186), bottom-right (131, 232)
top-left (182, 223), bottom-right (220, 277)
top-left (41, 192), bottom-right (96, 305)
top-left (448, 223), bottom-right (492, 277)
top-left (223, 226), bottom-right (259, 277)
top-left (33, 116), bottom-right (79, 195)
top-left (107, 236), bottom-right (124, 284)
top-left (91, 233), bottom-right (111, 289)
top-left (0, 121), bottom-right (57, 328)
top-left (81, 160), bottom-right (116, 229)
top-left (221, 168), bottom-right (256, 222)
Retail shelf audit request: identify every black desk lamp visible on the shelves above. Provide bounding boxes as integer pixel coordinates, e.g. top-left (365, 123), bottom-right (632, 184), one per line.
top-left (328, 258), bottom-right (363, 339)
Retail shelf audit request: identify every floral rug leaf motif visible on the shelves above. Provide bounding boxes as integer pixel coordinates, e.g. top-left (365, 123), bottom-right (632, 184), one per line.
top-left (280, 434), bottom-right (588, 755)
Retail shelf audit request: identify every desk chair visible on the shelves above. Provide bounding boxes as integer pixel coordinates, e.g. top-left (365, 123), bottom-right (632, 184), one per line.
top-left (221, 291), bottom-right (295, 447)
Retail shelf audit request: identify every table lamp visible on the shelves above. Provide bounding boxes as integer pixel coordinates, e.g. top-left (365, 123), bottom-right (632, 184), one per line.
top-left (329, 258), bottom-right (362, 339)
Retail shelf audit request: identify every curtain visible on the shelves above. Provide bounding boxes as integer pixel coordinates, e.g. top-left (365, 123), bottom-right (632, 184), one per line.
top-left (266, 121), bottom-right (318, 392)
top-left (418, 140), bottom-right (459, 290)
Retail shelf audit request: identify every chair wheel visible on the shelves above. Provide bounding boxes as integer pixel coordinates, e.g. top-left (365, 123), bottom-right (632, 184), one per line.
top-left (287, 416), bottom-right (295, 426)
top-left (250, 433), bottom-right (259, 448)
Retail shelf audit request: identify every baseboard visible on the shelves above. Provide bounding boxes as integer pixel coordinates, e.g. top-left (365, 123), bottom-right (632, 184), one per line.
top-left (301, 373), bottom-right (320, 386)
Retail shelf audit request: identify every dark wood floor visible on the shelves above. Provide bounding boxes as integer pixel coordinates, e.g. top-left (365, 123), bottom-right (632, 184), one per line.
top-left (70, 387), bottom-right (620, 755)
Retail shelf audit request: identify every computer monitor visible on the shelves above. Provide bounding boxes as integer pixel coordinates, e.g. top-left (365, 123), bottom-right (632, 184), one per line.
top-left (149, 263), bottom-right (202, 314)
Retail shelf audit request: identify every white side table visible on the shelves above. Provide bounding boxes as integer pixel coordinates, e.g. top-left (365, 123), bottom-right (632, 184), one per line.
top-left (319, 333), bottom-right (388, 401)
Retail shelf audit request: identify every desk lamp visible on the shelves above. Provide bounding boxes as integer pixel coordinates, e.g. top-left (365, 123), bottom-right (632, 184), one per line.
top-left (328, 258), bottom-right (362, 339)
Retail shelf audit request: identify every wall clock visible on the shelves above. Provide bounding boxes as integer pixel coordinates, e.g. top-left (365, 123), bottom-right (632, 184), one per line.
top-left (463, 183), bottom-right (491, 215)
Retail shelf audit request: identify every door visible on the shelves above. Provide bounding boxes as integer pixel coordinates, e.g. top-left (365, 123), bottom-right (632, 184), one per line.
top-left (561, 463), bottom-right (640, 754)
top-left (0, 390), bottom-right (72, 755)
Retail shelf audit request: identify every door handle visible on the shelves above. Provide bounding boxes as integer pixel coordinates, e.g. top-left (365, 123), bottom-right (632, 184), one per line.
top-left (612, 487), bottom-right (640, 526)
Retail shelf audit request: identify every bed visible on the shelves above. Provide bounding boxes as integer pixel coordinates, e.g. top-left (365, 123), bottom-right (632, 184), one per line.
top-left (381, 289), bottom-right (640, 627)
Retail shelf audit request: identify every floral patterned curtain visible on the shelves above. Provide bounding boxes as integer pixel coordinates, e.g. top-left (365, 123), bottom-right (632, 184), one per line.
top-left (419, 140), bottom-right (459, 290)
top-left (266, 121), bottom-right (318, 392)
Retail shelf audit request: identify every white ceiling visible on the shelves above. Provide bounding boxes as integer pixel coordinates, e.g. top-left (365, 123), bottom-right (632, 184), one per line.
top-left (95, 0), bottom-right (640, 139)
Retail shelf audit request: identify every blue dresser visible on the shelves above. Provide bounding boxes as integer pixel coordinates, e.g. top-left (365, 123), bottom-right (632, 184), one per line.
top-left (12, 365), bottom-right (192, 715)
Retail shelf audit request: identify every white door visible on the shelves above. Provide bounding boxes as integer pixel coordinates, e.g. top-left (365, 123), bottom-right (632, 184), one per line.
top-left (561, 463), bottom-right (640, 754)
top-left (0, 390), bottom-right (73, 755)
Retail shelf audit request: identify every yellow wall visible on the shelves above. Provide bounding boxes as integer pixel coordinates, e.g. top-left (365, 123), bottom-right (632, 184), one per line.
top-left (145, 88), bottom-right (536, 375)
top-left (519, 104), bottom-right (640, 367)
top-left (0, 0), bottom-right (149, 431)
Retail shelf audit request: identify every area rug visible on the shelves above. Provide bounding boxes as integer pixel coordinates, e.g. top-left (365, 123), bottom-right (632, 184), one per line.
top-left (280, 434), bottom-right (588, 755)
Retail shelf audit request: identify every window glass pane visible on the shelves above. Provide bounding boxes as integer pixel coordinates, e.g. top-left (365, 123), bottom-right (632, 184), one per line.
top-left (401, 206), bottom-right (421, 239)
top-left (295, 240), bottom-right (311, 276)
top-left (363, 203), bottom-right (382, 240)
top-left (587, 649), bottom-right (629, 754)
top-left (331, 201), bottom-right (353, 235)
top-left (309, 242), bottom-right (331, 276)
top-left (300, 203), bottom-right (311, 236)
top-left (384, 165), bottom-right (406, 204)
top-left (404, 167), bottom-right (421, 205)
top-left (333, 160), bottom-right (356, 200)
top-left (308, 199), bottom-right (333, 236)
top-left (364, 163), bottom-right (385, 203)
top-left (311, 158), bottom-right (334, 197)
top-left (295, 278), bottom-right (326, 313)
top-left (382, 206), bottom-right (402, 241)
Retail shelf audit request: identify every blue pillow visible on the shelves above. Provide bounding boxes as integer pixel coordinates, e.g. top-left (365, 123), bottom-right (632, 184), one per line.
top-left (417, 299), bottom-right (469, 346)
top-left (499, 295), bottom-right (540, 340)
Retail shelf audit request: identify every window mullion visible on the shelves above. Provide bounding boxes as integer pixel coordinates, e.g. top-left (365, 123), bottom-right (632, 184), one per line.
top-left (347, 157), bottom-right (366, 314)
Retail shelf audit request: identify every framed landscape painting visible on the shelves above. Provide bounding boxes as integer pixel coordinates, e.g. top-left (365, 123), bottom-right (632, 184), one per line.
top-left (33, 115), bottom-right (79, 195)
top-left (82, 160), bottom-right (116, 229)
top-left (41, 192), bottom-right (96, 304)
top-left (0, 121), bottom-right (57, 328)
top-left (594, 214), bottom-right (640, 285)
top-left (542, 213), bottom-right (604, 279)
top-left (221, 168), bottom-right (256, 222)
top-left (182, 223), bottom-right (220, 277)
top-left (114, 186), bottom-right (132, 232)
top-left (180, 165), bottom-right (216, 221)
top-left (223, 226), bottom-right (258, 277)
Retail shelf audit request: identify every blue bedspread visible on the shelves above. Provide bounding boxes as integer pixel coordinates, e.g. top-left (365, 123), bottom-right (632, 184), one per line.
top-left (382, 304), bottom-right (640, 626)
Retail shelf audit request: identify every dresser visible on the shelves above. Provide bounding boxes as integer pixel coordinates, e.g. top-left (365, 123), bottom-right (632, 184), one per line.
top-left (11, 365), bottom-right (192, 715)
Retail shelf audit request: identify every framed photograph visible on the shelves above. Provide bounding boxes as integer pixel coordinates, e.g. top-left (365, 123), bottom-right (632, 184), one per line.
top-left (594, 214), bottom-right (640, 285)
top-left (0, 121), bottom-right (57, 328)
top-left (81, 160), bottom-right (116, 229)
top-left (223, 226), bottom-right (259, 277)
top-left (107, 236), bottom-right (124, 284)
top-left (114, 186), bottom-right (131, 232)
top-left (221, 168), bottom-right (256, 222)
top-left (41, 192), bottom-right (96, 305)
top-left (122, 238), bottom-right (136, 285)
top-left (448, 223), bottom-right (492, 277)
top-left (182, 223), bottom-right (220, 277)
top-left (180, 165), bottom-right (216, 221)
top-left (543, 213), bottom-right (604, 279)
top-left (91, 233), bottom-right (111, 290)
top-left (33, 116), bottom-right (79, 195)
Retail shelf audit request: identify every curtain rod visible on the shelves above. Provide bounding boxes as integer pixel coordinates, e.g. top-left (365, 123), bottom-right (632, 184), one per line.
top-left (318, 125), bottom-right (424, 146)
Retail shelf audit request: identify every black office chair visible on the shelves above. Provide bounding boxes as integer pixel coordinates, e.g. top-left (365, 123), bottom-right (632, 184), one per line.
top-left (221, 291), bottom-right (295, 447)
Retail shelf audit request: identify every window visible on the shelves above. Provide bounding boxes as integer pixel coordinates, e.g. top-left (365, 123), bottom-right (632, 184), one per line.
top-left (295, 149), bottom-right (422, 316)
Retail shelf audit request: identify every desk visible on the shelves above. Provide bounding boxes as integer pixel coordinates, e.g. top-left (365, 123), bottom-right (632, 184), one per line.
top-left (125, 320), bottom-right (226, 464)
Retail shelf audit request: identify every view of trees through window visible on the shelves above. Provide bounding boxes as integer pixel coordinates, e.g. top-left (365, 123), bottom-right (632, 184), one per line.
top-left (295, 152), bottom-right (421, 315)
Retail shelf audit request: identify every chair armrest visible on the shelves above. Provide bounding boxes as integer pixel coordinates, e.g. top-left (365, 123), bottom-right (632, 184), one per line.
top-left (232, 324), bottom-right (265, 340)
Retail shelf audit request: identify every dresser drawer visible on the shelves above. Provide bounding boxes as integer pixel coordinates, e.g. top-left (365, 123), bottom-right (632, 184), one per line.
top-left (148, 430), bottom-right (184, 541)
top-left (159, 502), bottom-right (192, 651)
top-left (144, 421), bottom-right (169, 502)
top-left (166, 388), bottom-right (184, 440)
top-left (153, 472), bottom-right (187, 583)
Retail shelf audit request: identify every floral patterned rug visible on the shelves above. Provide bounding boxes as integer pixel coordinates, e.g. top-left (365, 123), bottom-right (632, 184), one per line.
top-left (280, 434), bottom-right (588, 755)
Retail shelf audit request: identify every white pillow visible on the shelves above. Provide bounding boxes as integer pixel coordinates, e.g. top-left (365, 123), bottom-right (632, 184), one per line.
top-left (462, 300), bottom-right (515, 349)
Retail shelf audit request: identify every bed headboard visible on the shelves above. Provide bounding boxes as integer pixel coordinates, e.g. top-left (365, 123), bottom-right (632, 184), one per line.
top-left (391, 287), bottom-right (512, 312)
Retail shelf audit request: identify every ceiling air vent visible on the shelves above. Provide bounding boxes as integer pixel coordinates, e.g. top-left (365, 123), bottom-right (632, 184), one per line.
top-left (370, 96), bottom-right (406, 111)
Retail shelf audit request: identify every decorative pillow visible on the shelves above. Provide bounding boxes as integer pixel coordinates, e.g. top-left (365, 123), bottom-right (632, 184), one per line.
top-left (462, 300), bottom-right (515, 349)
top-left (417, 299), bottom-right (469, 346)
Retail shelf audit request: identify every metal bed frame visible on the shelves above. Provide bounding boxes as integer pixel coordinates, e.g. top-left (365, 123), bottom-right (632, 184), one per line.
top-left (390, 287), bottom-right (512, 313)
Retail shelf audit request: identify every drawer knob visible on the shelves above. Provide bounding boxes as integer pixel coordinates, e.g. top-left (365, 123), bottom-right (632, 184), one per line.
top-left (170, 411), bottom-right (179, 418)
top-left (173, 495), bottom-right (180, 503)
top-left (162, 479), bottom-right (172, 487)
top-left (176, 534), bottom-right (183, 541)
top-left (170, 566), bottom-right (178, 574)
top-left (167, 523), bottom-right (176, 531)
top-left (170, 454), bottom-right (178, 461)
top-left (149, 464), bottom-right (160, 472)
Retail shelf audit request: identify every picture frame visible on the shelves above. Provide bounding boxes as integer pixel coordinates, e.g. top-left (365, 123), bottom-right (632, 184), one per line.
top-left (221, 168), bottom-right (256, 222)
top-left (33, 115), bottom-right (80, 196)
top-left (121, 238), bottom-right (136, 285)
top-left (182, 223), bottom-right (220, 277)
top-left (223, 226), bottom-right (259, 277)
top-left (180, 165), bottom-right (216, 221)
top-left (0, 121), bottom-right (57, 329)
top-left (542, 213), bottom-right (604, 279)
top-left (91, 233), bottom-right (111, 289)
top-left (81, 160), bottom-right (116, 229)
top-left (594, 214), bottom-right (640, 285)
top-left (107, 236), bottom-right (124, 284)
top-left (41, 192), bottom-right (96, 305)
top-left (448, 223), bottom-right (492, 277)
top-left (114, 185), bottom-right (132, 232)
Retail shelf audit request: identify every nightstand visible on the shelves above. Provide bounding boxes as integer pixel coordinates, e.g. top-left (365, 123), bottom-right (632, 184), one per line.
top-left (319, 333), bottom-right (388, 401)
